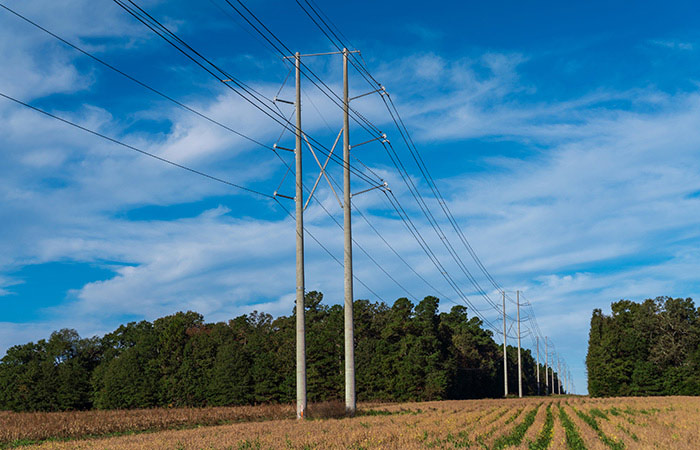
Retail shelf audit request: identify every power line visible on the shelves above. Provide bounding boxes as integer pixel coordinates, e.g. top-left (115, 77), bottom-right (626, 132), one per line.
top-left (306, 187), bottom-right (420, 302)
top-left (274, 198), bottom-right (385, 303)
top-left (202, 1), bottom-right (472, 317)
top-left (294, 0), bottom-right (535, 325)
top-left (382, 137), bottom-right (517, 321)
top-left (293, 0), bottom-right (516, 317)
top-left (5, 0), bottom-right (573, 388)
top-left (211, 1), bottom-right (512, 327)
top-left (112, 0), bottom-right (383, 189)
top-left (294, 0), bottom-right (383, 93)
top-left (354, 206), bottom-right (452, 302)
top-left (0, 92), bottom-right (273, 199)
top-left (221, 0), bottom-right (385, 140)
top-left (3, 0), bottom-right (430, 316)
top-left (2, 89), bottom-right (394, 308)
top-left (0, 1), bottom-right (273, 153)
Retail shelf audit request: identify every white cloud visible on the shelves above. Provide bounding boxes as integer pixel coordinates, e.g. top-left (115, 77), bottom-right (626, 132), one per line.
top-left (650, 39), bottom-right (694, 51)
top-left (0, 0), bottom-right (155, 101)
top-left (2, 5), bottom-right (700, 397)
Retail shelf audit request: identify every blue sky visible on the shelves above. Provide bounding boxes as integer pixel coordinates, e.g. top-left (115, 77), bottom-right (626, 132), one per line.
top-left (2, 0), bottom-right (700, 395)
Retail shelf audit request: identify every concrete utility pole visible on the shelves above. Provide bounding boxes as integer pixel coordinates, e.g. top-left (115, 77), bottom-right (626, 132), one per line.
top-left (563, 366), bottom-right (567, 394)
top-left (557, 358), bottom-right (561, 395)
top-left (517, 290), bottom-right (522, 398)
top-left (502, 291), bottom-right (508, 397)
top-left (294, 52), bottom-right (306, 420)
top-left (551, 353), bottom-right (555, 395)
top-left (342, 48), bottom-right (356, 417)
top-left (536, 336), bottom-right (540, 396)
top-left (544, 337), bottom-right (548, 395)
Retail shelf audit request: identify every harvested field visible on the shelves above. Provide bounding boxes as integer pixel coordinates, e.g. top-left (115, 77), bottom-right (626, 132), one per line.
top-left (3, 396), bottom-right (700, 449)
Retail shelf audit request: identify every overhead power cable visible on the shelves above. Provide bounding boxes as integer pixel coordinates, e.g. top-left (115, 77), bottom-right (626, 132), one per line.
top-left (2, 1), bottom-right (426, 310)
top-left (293, 0), bottom-right (514, 318)
top-left (292, 0), bottom-right (535, 326)
top-left (274, 198), bottom-right (385, 303)
top-left (208, 0), bottom-right (510, 326)
top-left (354, 207), bottom-right (452, 302)
top-left (0, 92), bottom-right (272, 199)
top-left (219, 0), bottom-right (384, 140)
top-left (382, 137), bottom-right (517, 321)
top-left (295, 0), bottom-right (381, 91)
top-left (2, 90), bottom-right (393, 305)
top-left (293, 1), bottom-right (571, 366)
top-left (0, 1), bottom-right (272, 152)
top-left (112, 0), bottom-right (383, 189)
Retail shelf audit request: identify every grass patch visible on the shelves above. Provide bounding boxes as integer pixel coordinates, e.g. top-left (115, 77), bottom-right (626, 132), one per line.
top-left (484, 407), bottom-right (510, 426)
top-left (236, 439), bottom-right (263, 450)
top-left (558, 405), bottom-right (586, 450)
top-left (474, 407), bottom-right (524, 448)
top-left (503, 408), bottom-right (524, 425)
top-left (446, 431), bottom-right (471, 448)
top-left (589, 408), bottom-right (609, 420)
top-left (616, 423), bottom-right (639, 442)
top-left (358, 408), bottom-right (419, 417)
top-left (573, 407), bottom-right (624, 450)
top-left (492, 404), bottom-right (540, 449)
top-left (529, 404), bottom-right (554, 450)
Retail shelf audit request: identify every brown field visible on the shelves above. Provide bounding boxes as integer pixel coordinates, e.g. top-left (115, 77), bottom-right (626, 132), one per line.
top-left (3, 396), bottom-right (700, 449)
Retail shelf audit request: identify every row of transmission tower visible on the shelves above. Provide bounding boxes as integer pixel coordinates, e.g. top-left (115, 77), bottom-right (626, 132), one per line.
top-left (282, 48), bottom-right (373, 419)
top-left (501, 290), bottom-right (571, 397)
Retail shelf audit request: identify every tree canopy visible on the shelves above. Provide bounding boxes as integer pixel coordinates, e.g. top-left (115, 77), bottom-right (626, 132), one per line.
top-left (0, 292), bottom-right (557, 411)
top-left (586, 296), bottom-right (700, 397)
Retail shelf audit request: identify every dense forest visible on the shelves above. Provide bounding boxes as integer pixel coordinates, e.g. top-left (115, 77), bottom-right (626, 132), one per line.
top-left (587, 296), bottom-right (700, 397)
top-left (0, 292), bottom-right (561, 412)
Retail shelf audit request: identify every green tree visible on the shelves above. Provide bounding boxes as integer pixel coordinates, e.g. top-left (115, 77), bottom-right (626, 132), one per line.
top-left (587, 297), bottom-right (700, 397)
top-left (92, 321), bottom-right (160, 409)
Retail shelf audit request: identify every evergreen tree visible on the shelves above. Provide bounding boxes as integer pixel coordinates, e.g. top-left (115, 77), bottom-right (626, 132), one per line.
top-left (587, 297), bottom-right (700, 397)
top-left (92, 321), bottom-right (160, 409)
top-left (0, 291), bottom-right (588, 411)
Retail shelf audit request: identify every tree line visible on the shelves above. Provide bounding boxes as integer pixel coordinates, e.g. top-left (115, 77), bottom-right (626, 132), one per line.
top-left (586, 296), bottom-right (700, 397)
top-left (0, 292), bottom-right (561, 412)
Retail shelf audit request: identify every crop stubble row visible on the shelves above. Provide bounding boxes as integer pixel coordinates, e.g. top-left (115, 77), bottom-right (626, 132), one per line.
top-left (6, 396), bottom-right (700, 449)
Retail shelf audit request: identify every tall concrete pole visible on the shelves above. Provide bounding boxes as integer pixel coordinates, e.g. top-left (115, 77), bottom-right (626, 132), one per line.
top-left (551, 353), bottom-right (555, 394)
top-left (557, 358), bottom-right (561, 395)
top-left (342, 48), bottom-right (356, 417)
top-left (563, 365), bottom-right (566, 394)
top-left (517, 290), bottom-right (522, 398)
top-left (294, 52), bottom-right (307, 420)
top-left (544, 337), bottom-right (548, 395)
top-left (536, 336), bottom-right (540, 396)
top-left (502, 291), bottom-right (508, 397)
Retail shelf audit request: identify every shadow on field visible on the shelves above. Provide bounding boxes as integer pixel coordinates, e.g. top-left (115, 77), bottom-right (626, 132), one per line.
top-left (305, 401), bottom-right (348, 419)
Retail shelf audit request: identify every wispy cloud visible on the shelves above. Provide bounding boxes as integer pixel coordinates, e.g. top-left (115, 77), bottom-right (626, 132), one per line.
top-left (650, 39), bottom-right (694, 51)
top-left (3, 2), bottom-right (700, 399)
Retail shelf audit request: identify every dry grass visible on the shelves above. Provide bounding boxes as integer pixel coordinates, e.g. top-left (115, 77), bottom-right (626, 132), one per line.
top-left (4, 396), bottom-right (700, 449)
top-left (0, 403), bottom-right (297, 445)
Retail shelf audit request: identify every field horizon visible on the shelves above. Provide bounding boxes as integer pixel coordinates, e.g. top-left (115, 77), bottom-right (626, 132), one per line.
top-left (3, 395), bottom-right (699, 449)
